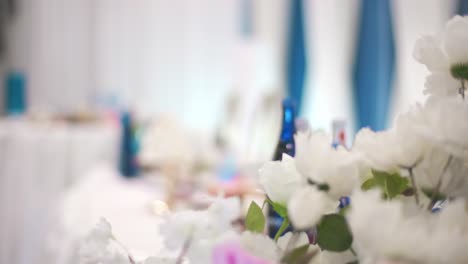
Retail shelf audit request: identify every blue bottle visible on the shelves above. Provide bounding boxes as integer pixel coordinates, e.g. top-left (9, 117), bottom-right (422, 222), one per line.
top-left (119, 111), bottom-right (139, 177)
top-left (272, 98), bottom-right (296, 160)
top-left (268, 98), bottom-right (296, 238)
top-left (5, 71), bottom-right (26, 115)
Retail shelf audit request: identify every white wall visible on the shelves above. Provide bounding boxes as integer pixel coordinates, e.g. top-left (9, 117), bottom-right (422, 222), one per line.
top-left (93, 0), bottom-right (239, 134)
top-left (7, 0), bottom-right (93, 113)
top-left (390, 0), bottom-right (458, 124)
top-left (3, 0), bottom-right (461, 134)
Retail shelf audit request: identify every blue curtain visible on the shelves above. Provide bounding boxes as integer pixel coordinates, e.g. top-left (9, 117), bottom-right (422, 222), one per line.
top-left (353, 0), bottom-right (395, 131)
top-left (458, 0), bottom-right (468, 14)
top-left (241, 0), bottom-right (253, 37)
top-left (286, 0), bottom-right (307, 115)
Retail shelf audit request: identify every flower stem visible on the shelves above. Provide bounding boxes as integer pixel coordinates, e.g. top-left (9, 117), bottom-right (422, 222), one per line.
top-left (408, 167), bottom-right (420, 206)
top-left (111, 235), bottom-right (136, 264)
top-left (427, 155), bottom-right (453, 211)
top-left (459, 79), bottom-right (466, 100)
top-left (284, 232), bottom-right (300, 253)
top-left (274, 217), bottom-right (290, 241)
top-left (176, 234), bottom-right (193, 264)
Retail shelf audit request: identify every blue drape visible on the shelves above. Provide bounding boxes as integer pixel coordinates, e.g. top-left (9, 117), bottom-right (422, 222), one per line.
top-left (458, 0), bottom-right (468, 14)
top-left (241, 0), bottom-right (253, 37)
top-left (286, 0), bottom-right (307, 115)
top-left (353, 0), bottom-right (395, 131)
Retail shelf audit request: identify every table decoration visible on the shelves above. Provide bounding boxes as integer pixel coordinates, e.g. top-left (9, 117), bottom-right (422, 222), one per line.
top-left (79, 15), bottom-right (468, 264)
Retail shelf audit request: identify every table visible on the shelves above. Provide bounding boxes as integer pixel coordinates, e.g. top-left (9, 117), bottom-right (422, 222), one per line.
top-left (0, 118), bottom-right (119, 264)
top-left (46, 166), bottom-right (166, 264)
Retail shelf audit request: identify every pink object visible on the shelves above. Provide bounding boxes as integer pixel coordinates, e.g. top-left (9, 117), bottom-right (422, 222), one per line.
top-left (213, 242), bottom-right (273, 264)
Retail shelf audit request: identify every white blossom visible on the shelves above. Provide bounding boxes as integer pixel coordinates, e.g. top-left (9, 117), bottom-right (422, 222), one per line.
top-left (410, 97), bottom-right (468, 160)
top-left (443, 16), bottom-right (468, 65)
top-left (141, 257), bottom-right (177, 264)
top-left (423, 72), bottom-right (459, 97)
top-left (240, 231), bottom-right (280, 263)
top-left (413, 15), bottom-right (468, 98)
top-left (353, 107), bottom-right (428, 171)
top-left (160, 197), bottom-right (240, 250)
top-left (258, 154), bottom-right (303, 205)
top-left (288, 186), bottom-right (338, 230)
top-left (348, 190), bottom-right (468, 264)
top-left (414, 146), bottom-right (468, 200)
top-left (295, 132), bottom-right (361, 199)
top-left (320, 250), bottom-right (356, 264)
top-left (277, 231), bottom-right (310, 253)
top-left (78, 218), bottom-right (130, 264)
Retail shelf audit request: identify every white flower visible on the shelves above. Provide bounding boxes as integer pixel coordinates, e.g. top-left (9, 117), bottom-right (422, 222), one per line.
top-left (288, 186), bottom-right (338, 230)
top-left (240, 231), bottom-right (280, 262)
top-left (207, 196), bottom-right (241, 224)
top-left (78, 218), bottom-right (130, 264)
top-left (348, 190), bottom-right (468, 264)
top-left (320, 250), bottom-right (356, 264)
top-left (186, 230), bottom-right (239, 264)
top-left (410, 97), bottom-right (468, 160)
top-left (413, 15), bottom-right (468, 98)
top-left (277, 231), bottom-right (310, 253)
top-left (423, 72), bottom-right (459, 97)
top-left (353, 108), bottom-right (427, 171)
top-left (413, 34), bottom-right (448, 72)
top-left (414, 146), bottom-right (468, 200)
top-left (443, 16), bottom-right (468, 65)
top-left (141, 257), bottom-right (177, 264)
top-left (295, 132), bottom-right (361, 199)
top-left (160, 197), bottom-right (240, 250)
top-left (258, 153), bottom-right (303, 205)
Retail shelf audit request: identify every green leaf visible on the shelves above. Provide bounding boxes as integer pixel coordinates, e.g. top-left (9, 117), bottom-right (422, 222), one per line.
top-left (317, 214), bottom-right (353, 252)
top-left (451, 63), bottom-right (468, 80)
top-left (267, 198), bottom-right (288, 218)
top-left (338, 206), bottom-right (351, 216)
top-left (274, 217), bottom-right (290, 241)
top-left (317, 183), bottom-right (330, 192)
top-left (361, 177), bottom-right (376, 191)
top-left (245, 201), bottom-right (265, 233)
top-left (281, 244), bottom-right (310, 264)
top-left (422, 188), bottom-right (447, 201)
top-left (372, 170), bottom-right (409, 199)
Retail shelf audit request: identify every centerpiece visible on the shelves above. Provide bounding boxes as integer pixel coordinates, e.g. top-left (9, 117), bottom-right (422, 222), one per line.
top-left (79, 15), bottom-right (468, 264)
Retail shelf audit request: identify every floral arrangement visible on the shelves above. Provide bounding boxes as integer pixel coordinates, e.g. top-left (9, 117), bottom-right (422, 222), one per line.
top-left (79, 16), bottom-right (468, 264)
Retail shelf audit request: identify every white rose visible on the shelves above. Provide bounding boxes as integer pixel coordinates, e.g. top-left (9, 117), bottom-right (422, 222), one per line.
top-left (288, 186), bottom-right (338, 230)
top-left (353, 111), bottom-right (427, 171)
top-left (320, 250), bottom-right (356, 264)
top-left (423, 72), bottom-right (459, 97)
top-left (207, 196), bottom-right (241, 224)
top-left (414, 146), bottom-right (468, 200)
top-left (78, 218), bottom-right (131, 264)
top-left (160, 198), bottom-right (240, 250)
top-left (277, 231), bottom-right (310, 253)
top-left (413, 15), bottom-right (468, 98)
top-left (258, 153), bottom-right (303, 205)
top-left (295, 131), bottom-right (361, 199)
top-left (413, 34), bottom-right (448, 72)
top-left (142, 257), bottom-right (177, 264)
top-left (240, 231), bottom-right (280, 262)
top-left (443, 15), bottom-right (468, 65)
top-left (348, 190), bottom-right (468, 264)
top-left (411, 97), bottom-right (468, 160)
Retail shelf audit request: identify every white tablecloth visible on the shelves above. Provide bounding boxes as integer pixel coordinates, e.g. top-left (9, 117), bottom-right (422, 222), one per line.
top-left (47, 166), bottom-right (165, 264)
top-left (0, 118), bottom-right (119, 264)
